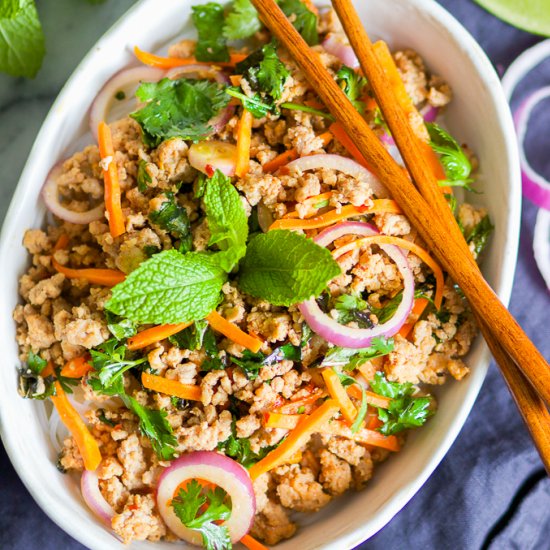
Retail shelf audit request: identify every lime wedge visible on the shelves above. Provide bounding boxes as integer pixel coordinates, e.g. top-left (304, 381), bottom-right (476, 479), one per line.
top-left (474, 0), bottom-right (550, 37)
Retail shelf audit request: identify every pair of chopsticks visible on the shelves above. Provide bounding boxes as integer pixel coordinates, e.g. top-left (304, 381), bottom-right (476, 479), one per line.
top-left (250, 0), bottom-right (550, 473)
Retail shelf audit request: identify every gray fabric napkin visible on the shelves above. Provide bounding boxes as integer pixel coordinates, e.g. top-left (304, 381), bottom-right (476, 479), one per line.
top-left (1, 1), bottom-right (549, 549)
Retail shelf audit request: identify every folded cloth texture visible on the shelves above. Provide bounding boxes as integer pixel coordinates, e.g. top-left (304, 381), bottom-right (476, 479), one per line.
top-left (0, 1), bottom-right (548, 549)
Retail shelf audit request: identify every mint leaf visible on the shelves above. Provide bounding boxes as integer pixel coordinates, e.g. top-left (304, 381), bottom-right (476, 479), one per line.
top-left (131, 78), bottom-right (230, 147)
top-left (278, 0), bottom-right (319, 45)
top-left (106, 250), bottom-right (226, 324)
top-left (204, 170), bottom-right (248, 272)
top-left (223, 0), bottom-right (261, 39)
top-left (192, 3), bottom-right (230, 63)
top-left (238, 230), bottom-right (341, 306)
top-left (0, 0), bottom-right (45, 78)
top-left (149, 192), bottom-right (192, 252)
top-left (171, 481), bottom-right (231, 550)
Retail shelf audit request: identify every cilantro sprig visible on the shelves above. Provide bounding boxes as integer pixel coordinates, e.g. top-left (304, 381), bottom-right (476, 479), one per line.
top-left (321, 337), bottom-right (395, 370)
top-left (466, 215), bottom-right (494, 257)
top-left (278, 0), bottom-right (319, 45)
top-left (171, 480), bottom-right (231, 550)
top-left (369, 372), bottom-right (434, 435)
top-left (149, 193), bottom-right (192, 253)
top-left (192, 3), bottom-right (230, 63)
top-left (336, 66), bottom-right (367, 113)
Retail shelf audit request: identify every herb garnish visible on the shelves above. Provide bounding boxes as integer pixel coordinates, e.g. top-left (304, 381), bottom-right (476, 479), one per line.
top-left (223, 0), bottom-right (262, 39)
top-left (192, 3), bottom-right (230, 62)
top-left (230, 343), bottom-right (300, 380)
top-left (171, 480), bottom-right (231, 550)
top-left (334, 293), bottom-right (373, 328)
top-left (466, 215), bottom-right (494, 257)
top-left (321, 337), bottom-right (395, 370)
top-left (149, 192), bottom-right (192, 252)
top-left (218, 421), bottom-right (278, 467)
top-left (336, 66), bottom-right (367, 113)
top-left (137, 159), bottom-right (152, 192)
top-left (369, 372), bottom-right (434, 435)
top-left (334, 370), bottom-right (368, 433)
top-left (278, 0), bottom-right (319, 45)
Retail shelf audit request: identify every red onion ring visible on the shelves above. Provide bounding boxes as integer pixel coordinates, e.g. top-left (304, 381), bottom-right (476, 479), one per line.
top-left (322, 33), bottom-right (359, 68)
top-left (299, 221), bottom-right (415, 348)
top-left (512, 86), bottom-right (550, 210)
top-left (156, 451), bottom-right (256, 545)
top-left (285, 153), bottom-right (390, 199)
top-left (420, 104), bottom-right (439, 123)
top-left (81, 470), bottom-right (115, 527)
top-left (41, 163), bottom-right (105, 224)
top-left (534, 209), bottom-right (550, 291)
top-left (89, 66), bottom-right (165, 140)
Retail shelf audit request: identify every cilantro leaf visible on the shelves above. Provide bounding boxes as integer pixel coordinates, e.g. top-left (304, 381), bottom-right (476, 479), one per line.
top-left (131, 78), bottom-right (230, 147)
top-left (278, 0), bottom-right (319, 45)
top-left (321, 337), bottom-right (395, 370)
top-left (218, 422), bottom-right (278, 467)
top-left (336, 66), bottom-right (367, 113)
top-left (466, 215), bottom-right (494, 257)
top-left (0, 0), bottom-right (45, 78)
top-left (334, 293), bottom-right (373, 328)
top-left (223, 0), bottom-right (261, 39)
top-left (238, 230), bottom-right (341, 306)
top-left (192, 3), bottom-right (230, 62)
top-left (335, 370), bottom-right (368, 433)
top-left (203, 170), bottom-right (248, 272)
top-left (427, 123), bottom-right (474, 190)
top-left (27, 350), bottom-right (47, 374)
top-left (149, 192), bottom-right (192, 252)
top-left (171, 481), bottom-right (231, 550)
top-left (226, 86), bottom-right (275, 118)
top-left (236, 41), bottom-right (290, 101)
top-left (106, 250), bottom-right (226, 324)
top-left (230, 343), bottom-right (300, 380)
top-left (137, 159), bottom-right (152, 192)
top-left (169, 319), bottom-right (218, 357)
top-left (370, 372), bottom-right (434, 435)
top-left (90, 339), bottom-right (147, 389)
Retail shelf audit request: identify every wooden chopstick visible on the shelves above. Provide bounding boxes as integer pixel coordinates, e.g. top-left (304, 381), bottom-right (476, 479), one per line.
top-left (329, 0), bottom-right (550, 473)
top-left (250, 0), bottom-right (550, 410)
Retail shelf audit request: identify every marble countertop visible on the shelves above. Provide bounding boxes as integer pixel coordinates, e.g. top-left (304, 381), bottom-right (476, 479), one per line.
top-left (1, 1), bottom-right (549, 549)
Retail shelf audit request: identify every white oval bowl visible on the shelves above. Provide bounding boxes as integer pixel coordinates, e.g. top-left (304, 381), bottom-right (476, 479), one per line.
top-left (0, 0), bottom-right (520, 549)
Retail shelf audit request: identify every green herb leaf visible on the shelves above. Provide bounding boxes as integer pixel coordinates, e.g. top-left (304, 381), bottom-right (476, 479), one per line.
top-left (131, 78), bottom-right (230, 147)
top-left (238, 230), bottom-right (341, 306)
top-left (336, 66), bottom-right (367, 113)
top-left (427, 123), bottom-right (474, 190)
top-left (370, 372), bottom-right (433, 435)
top-left (223, 0), bottom-right (261, 39)
top-left (106, 250), bottom-right (226, 324)
top-left (466, 214), bottom-right (494, 257)
top-left (27, 350), bottom-right (47, 374)
top-left (321, 337), bottom-right (394, 370)
top-left (203, 170), bottom-right (248, 272)
top-left (333, 293), bottom-right (373, 328)
top-left (226, 86), bottom-right (275, 118)
top-left (169, 319), bottom-right (217, 357)
top-left (192, 3), bottom-right (230, 62)
top-left (230, 343), bottom-right (300, 380)
top-left (17, 368), bottom-right (55, 400)
top-left (106, 316), bottom-right (138, 340)
top-left (90, 339), bottom-right (147, 389)
top-left (218, 423), bottom-right (277, 467)
top-left (335, 370), bottom-right (368, 433)
top-left (171, 480), bottom-right (231, 550)
top-left (137, 159), bottom-right (152, 192)
top-left (280, 101), bottom-right (334, 120)
top-left (278, 0), bottom-right (319, 45)
top-left (149, 192), bottom-right (192, 252)
top-left (0, 0), bottom-right (45, 78)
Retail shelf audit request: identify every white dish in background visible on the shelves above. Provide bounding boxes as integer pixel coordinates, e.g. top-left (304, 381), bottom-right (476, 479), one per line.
top-left (0, 0), bottom-right (520, 548)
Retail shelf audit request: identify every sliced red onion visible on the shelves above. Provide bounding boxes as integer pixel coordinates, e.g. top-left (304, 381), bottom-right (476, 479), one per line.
top-left (81, 470), bottom-right (115, 527)
top-left (512, 86), bottom-right (550, 210)
top-left (322, 33), bottom-right (359, 68)
top-left (285, 153), bottom-right (389, 199)
top-left (42, 163), bottom-right (105, 224)
top-left (299, 221), bottom-right (414, 348)
top-left (257, 203), bottom-right (274, 233)
top-left (534, 209), bottom-right (550, 291)
top-left (89, 66), bottom-right (165, 140)
top-left (156, 451), bottom-right (256, 545)
top-left (189, 141), bottom-right (237, 176)
top-left (420, 104), bottom-right (439, 123)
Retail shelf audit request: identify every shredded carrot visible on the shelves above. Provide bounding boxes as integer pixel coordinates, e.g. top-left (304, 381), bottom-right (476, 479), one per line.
top-left (262, 131), bottom-right (333, 173)
top-left (263, 411), bottom-right (302, 429)
top-left (347, 384), bottom-right (392, 409)
top-left (229, 74), bottom-right (242, 86)
top-left (142, 372), bottom-right (201, 401)
top-left (235, 109), bottom-right (253, 178)
top-left (325, 420), bottom-right (400, 452)
top-left (398, 297), bottom-right (430, 339)
top-left (43, 362), bottom-right (102, 470)
top-left (283, 191), bottom-right (334, 219)
top-left (322, 369), bottom-right (358, 425)
top-left (60, 356), bottom-right (93, 378)
top-left (248, 399), bottom-right (339, 480)
top-left (134, 46), bottom-right (246, 69)
top-left (206, 311), bottom-right (262, 353)
top-left (366, 414), bottom-right (383, 430)
top-left (329, 122), bottom-right (376, 173)
top-left (52, 258), bottom-right (125, 287)
top-left (53, 234), bottom-right (70, 251)
top-left (240, 534), bottom-right (270, 550)
top-left (275, 389), bottom-right (325, 414)
top-left (332, 235), bottom-right (444, 309)
top-left (97, 121), bottom-right (125, 238)
top-left (356, 363), bottom-right (375, 382)
top-left (127, 322), bottom-right (193, 351)
top-left (269, 200), bottom-right (401, 231)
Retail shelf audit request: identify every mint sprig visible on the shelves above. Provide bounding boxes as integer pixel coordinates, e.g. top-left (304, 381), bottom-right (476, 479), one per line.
top-left (105, 250), bottom-right (226, 324)
top-left (238, 230), bottom-right (341, 306)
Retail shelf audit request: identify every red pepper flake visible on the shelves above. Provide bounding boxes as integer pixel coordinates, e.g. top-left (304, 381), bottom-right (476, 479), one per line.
top-left (205, 164), bottom-right (215, 177)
